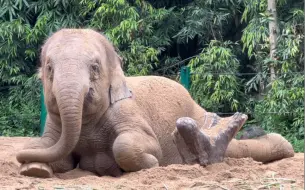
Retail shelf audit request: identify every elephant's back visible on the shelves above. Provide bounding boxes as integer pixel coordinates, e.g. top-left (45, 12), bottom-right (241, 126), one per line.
top-left (126, 76), bottom-right (191, 99)
top-left (125, 76), bottom-right (204, 165)
top-left (125, 76), bottom-right (195, 114)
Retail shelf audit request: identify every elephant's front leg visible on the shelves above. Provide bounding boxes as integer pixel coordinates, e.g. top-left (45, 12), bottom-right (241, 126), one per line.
top-left (77, 152), bottom-right (122, 177)
top-left (19, 154), bottom-right (76, 178)
top-left (112, 130), bottom-right (162, 172)
top-left (95, 152), bottom-right (123, 177)
top-left (172, 112), bottom-right (248, 166)
top-left (19, 116), bottom-right (76, 178)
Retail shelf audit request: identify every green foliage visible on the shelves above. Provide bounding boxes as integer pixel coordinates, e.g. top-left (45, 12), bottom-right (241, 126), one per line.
top-left (0, 75), bottom-right (40, 136)
top-left (89, 0), bottom-right (175, 75)
top-left (174, 0), bottom-right (242, 44)
top-left (189, 40), bottom-right (243, 112)
top-left (241, 0), bottom-right (304, 151)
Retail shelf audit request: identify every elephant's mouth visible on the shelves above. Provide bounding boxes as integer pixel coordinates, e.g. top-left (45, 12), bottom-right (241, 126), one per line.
top-left (85, 87), bottom-right (94, 103)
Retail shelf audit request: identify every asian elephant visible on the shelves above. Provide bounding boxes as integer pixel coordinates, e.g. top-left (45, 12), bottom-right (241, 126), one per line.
top-left (16, 29), bottom-right (294, 178)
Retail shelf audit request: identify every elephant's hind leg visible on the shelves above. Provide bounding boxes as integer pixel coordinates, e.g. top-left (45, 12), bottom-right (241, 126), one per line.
top-left (113, 132), bottom-right (161, 172)
top-left (172, 112), bottom-right (247, 166)
top-left (225, 133), bottom-right (294, 163)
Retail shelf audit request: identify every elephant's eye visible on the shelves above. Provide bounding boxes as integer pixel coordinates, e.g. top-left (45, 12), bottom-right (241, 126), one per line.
top-left (91, 64), bottom-right (99, 72)
top-left (90, 63), bottom-right (100, 81)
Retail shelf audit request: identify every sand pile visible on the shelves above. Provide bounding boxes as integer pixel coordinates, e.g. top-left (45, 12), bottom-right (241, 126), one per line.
top-left (0, 137), bottom-right (303, 190)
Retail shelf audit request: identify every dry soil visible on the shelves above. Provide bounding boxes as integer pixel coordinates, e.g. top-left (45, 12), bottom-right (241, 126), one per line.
top-left (0, 137), bottom-right (303, 190)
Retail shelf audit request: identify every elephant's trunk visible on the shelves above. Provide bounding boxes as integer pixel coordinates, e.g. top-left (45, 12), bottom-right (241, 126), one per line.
top-left (17, 72), bottom-right (88, 163)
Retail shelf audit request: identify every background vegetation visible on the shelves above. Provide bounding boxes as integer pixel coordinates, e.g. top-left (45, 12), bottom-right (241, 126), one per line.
top-left (0, 0), bottom-right (303, 152)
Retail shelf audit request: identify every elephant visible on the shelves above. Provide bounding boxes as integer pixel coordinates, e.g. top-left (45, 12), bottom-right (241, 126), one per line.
top-left (16, 29), bottom-right (294, 178)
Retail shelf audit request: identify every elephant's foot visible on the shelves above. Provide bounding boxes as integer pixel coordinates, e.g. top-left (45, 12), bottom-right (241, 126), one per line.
top-left (19, 162), bottom-right (53, 178)
top-left (172, 112), bottom-right (248, 166)
top-left (94, 153), bottom-right (124, 177)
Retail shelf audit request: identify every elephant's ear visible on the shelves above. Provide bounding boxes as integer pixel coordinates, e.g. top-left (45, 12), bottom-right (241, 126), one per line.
top-left (37, 42), bottom-right (49, 82)
top-left (37, 67), bottom-right (43, 80)
top-left (109, 55), bottom-right (132, 105)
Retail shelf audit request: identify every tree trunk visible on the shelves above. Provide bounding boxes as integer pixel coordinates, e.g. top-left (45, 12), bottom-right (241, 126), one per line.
top-left (268, 0), bottom-right (278, 82)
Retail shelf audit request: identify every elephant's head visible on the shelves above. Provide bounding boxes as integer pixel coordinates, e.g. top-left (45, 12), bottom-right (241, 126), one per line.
top-left (16, 29), bottom-right (132, 163)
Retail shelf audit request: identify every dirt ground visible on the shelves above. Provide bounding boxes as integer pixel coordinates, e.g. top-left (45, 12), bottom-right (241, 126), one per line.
top-left (0, 137), bottom-right (303, 190)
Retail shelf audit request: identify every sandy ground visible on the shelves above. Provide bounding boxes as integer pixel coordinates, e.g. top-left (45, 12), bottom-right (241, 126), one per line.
top-left (0, 137), bottom-right (303, 190)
